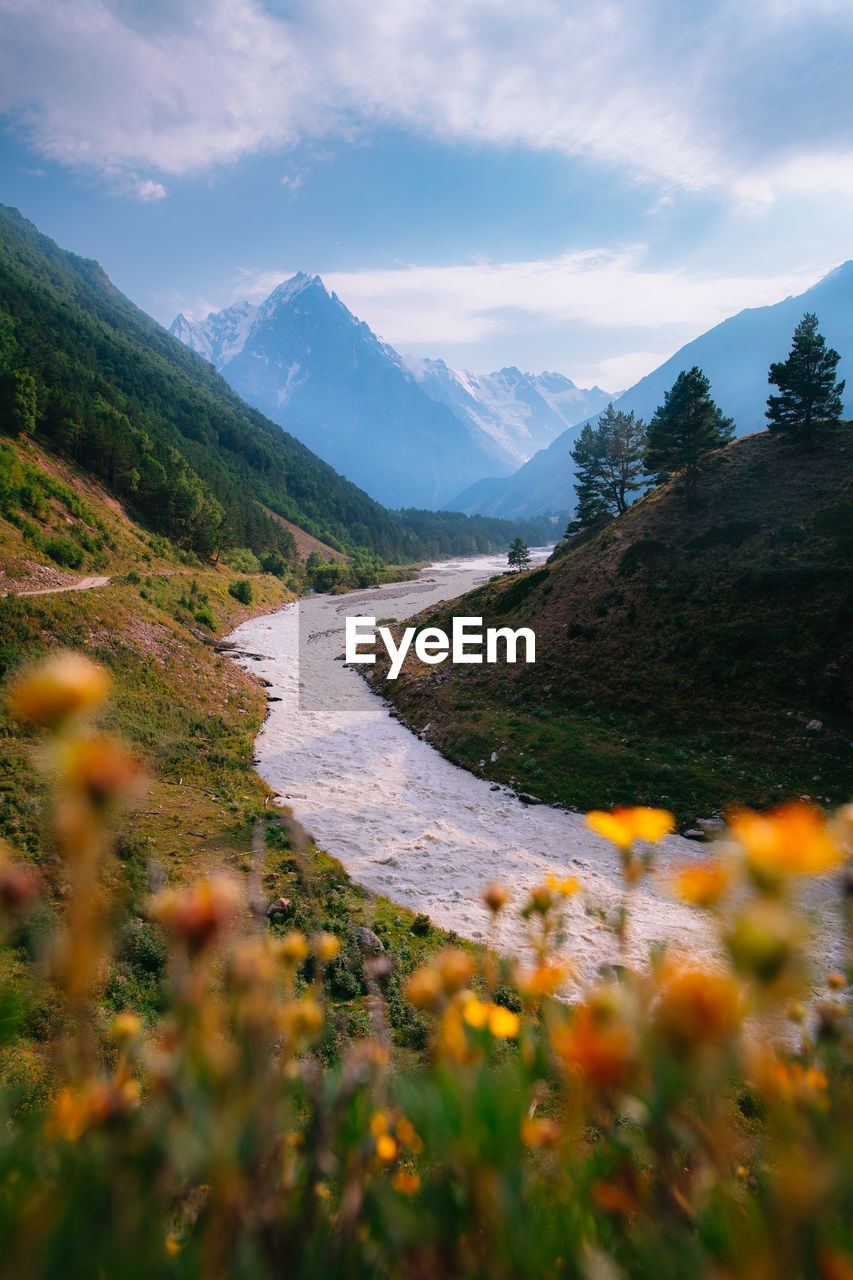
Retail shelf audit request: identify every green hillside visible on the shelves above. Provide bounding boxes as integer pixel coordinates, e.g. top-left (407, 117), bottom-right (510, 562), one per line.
top-left (0, 206), bottom-right (548, 565)
top-left (376, 428), bottom-right (853, 824)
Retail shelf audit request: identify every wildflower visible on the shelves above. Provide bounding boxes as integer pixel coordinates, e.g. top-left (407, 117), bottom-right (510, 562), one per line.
top-left (462, 996), bottom-right (489, 1029)
top-left (6, 651), bottom-right (111, 728)
top-left (483, 882), bottom-right (510, 913)
top-left (313, 932), bottom-right (340, 962)
top-left (546, 874), bottom-right (580, 897)
top-left (488, 1004), bottom-right (520, 1038)
top-left (515, 958), bottom-right (570, 997)
top-left (586, 807), bottom-right (674, 851)
top-left (0, 847), bottom-right (41, 912)
top-left (435, 947), bottom-right (475, 994)
top-left (525, 884), bottom-right (553, 916)
top-left (376, 1133), bottom-right (397, 1162)
top-left (150, 875), bottom-right (242, 953)
top-left (109, 1011), bottom-right (142, 1043)
top-left (521, 1116), bottom-right (561, 1147)
top-left (283, 997), bottom-right (324, 1040)
top-left (392, 1169), bottom-right (420, 1195)
top-left (370, 1110), bottom-right (389, 1137)
top-left (729, 802), bottom-right (840, 880)
top-left (277, 931), bottom-right (310, 966)
top-left (551, 987), bottom-right (638, 1095)
top-left (671, 860), bottom-right (727, 908)
top-left (726, 899), bottom-right (805, 987)
top-left (60, 736), bottom-right (142, 807)
top-left (404, 965), bottom-right (443, 1009)
top-left (396, 1116), bottom-right (422, 1152)
top-left (653, 964), bottom-right (742, 1055)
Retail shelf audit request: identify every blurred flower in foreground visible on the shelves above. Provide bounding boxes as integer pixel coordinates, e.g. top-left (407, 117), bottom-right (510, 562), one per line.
top-left (6, 651), bottom-right (111, 728)
top-left (729, 802), bottom-right (840, 880)
top-left (672, 860), bottom-right (728, 908)
top-left (150, 875), bottom-right (243, 953)
top-left (653, 962), bottom-right (742, 1056)
top-left (586, 807), bottom-right (674, 851)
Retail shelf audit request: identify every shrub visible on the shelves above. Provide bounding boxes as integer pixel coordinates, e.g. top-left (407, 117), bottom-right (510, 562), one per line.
top-left (44, 536), bottom-right (83, 569)
top-left (617, 537), bottom-right (668, 576)
top-left (228, 578), bottom-right (253, 605)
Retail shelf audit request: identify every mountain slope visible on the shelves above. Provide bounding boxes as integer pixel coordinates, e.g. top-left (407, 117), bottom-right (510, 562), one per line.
top-left (0, 207), bottom-right (546, 564)
top-left (404, 358), bottom-right (612, 466)
top-left (452, 262), bottom-right (853, 518)
top-left (376, 427), bottom-right (853, 824)
top-left (171, 276), bottom-right (517, 508)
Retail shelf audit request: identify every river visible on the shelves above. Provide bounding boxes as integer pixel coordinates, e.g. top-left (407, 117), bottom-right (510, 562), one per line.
top-left (225, 550), bottom-right (735, 978)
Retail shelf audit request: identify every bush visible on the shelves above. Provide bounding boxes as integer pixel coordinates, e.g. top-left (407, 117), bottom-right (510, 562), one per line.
top-left (226, 547), bottom-right (261, 574)
top-left (228, 578), bottom-right (253, 605)
top-left (617, 537), bottom-right (668, 576)
top-left (44, 536), bottom-right (83, 569)
top-left (260, 550), bottom-right (287, 577)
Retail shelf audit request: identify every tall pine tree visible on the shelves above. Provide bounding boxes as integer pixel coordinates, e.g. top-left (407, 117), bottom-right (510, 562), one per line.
top-left (766, 312), bottom-right (845, 444)
top-left (569, 403), bottom-right (645, 527)
top-left (644, 367), bottom-right (734, 509)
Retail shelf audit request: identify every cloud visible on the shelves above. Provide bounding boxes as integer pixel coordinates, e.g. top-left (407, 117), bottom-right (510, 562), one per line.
top-left (1, 0), bottom-right (853, 203)
top-left (217, 248), bottom-right (823, 361)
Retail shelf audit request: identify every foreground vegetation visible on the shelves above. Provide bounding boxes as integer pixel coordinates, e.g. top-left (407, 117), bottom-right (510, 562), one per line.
top-left (0, 654), bottom-right (851, 1278)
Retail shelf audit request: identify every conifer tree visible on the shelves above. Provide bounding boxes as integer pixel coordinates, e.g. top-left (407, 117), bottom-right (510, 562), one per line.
top-left (644, 367), bottom-right (734, 508)
top-left (507, 537), bottom-right (531, 571)
top-left (766, 312), bottom-right (845, 444)
top-left (570, 403), bottom-right (646, 526)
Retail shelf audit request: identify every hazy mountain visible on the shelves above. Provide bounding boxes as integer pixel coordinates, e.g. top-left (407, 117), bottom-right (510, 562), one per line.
top-left (404, 358), bottom-right (612, 465)
top-left (449, 262), bottom-right (853, 519)
top-left (171, 276), bottom-right (517, 509)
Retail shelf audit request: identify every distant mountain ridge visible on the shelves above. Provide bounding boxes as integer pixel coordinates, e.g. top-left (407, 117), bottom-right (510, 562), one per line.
top-left (171, 278), bottom-right (610, 508)
top-left (448, 262), bottom-right (853, 518)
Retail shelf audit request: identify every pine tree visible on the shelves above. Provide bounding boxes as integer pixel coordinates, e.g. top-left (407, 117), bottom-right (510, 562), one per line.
top-left (644, 367), bottom-right (734, 509)
top-left (507, 537), bottom-right (531, 572)
top-left (570, 403), bottom-right (645, 526)
top-left (766, 312), bottom-right (845, 444)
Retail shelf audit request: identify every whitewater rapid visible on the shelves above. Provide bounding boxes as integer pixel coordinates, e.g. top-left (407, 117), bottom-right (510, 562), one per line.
top-left (225, 551), bottom-right (733, 978)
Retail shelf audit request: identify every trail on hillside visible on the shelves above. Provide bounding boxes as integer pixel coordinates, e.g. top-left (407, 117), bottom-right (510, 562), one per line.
top-left (17, 575), bottom-right (111, 597)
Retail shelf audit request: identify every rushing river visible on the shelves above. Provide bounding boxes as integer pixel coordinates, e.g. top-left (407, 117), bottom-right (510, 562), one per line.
top-left (225, 551), bottom-right (734, 977)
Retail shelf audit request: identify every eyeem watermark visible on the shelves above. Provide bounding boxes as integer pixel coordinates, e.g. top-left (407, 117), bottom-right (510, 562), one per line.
top-left (345, 616), bottom-right (535, 679)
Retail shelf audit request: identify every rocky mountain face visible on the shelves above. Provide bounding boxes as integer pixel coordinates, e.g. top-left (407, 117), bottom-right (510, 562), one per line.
top-left (171, 276), bottom-right (610, 509)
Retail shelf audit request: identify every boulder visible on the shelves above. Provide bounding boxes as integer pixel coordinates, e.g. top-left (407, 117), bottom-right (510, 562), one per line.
top-left (266, 897), bottom-right (292, 918)
top-left (356, 926), bottom-right (385, 955)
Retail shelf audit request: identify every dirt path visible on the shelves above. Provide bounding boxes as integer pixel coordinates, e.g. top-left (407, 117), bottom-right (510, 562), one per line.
top-left (16, 575), bottom-right (111, 598)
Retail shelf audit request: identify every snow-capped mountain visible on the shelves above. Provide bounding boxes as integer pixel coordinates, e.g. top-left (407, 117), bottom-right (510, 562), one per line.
top-left (448, 261), bottom-right (853, 519)
top-left (170, 275), bottom-right (517, 509)
top-left (405, 358), bottom-right (612, 466)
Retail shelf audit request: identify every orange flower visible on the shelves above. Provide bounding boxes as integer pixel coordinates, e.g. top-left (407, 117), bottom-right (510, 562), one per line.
top-left (546, 874), bottom-right (580, 897)
top-left (61, 736), bottom-right (143, 807)
top-left (515, 958), bottom-right (570, 998)
top-left (404, 965), bottom-right (443, 1009)
top-left (435, 947), bottom-right (475, 994)
top-left (654, 964), bottom-right (742, 1054)
top-left (521, 1116), bottom-right (562, 1147)
top-left (729, 802), bottom-right (840, 878)
top-left (671, 860), bottom-right (728, 907)
top-left (392, 1169), bottom-right (421, 1195)
top-left (6, 651), bottom-right (111, 728)
top-left (551, 989), bottom-right (638, 1094)
top-left (151, 874), bottom-right (242, 952)
top-left (586, 807), bottom-right (674, 851)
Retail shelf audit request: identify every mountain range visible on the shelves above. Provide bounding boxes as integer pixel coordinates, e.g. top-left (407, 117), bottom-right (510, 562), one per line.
top-left (170, 279), bottom-right (610, 509)
top-left (449, 262), bottom-right (853, 518)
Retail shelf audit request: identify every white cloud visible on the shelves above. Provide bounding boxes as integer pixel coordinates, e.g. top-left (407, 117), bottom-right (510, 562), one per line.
top-left (133, 177), bottom-right (167, 201)
top-left (1, 0), bottom-right (852, 203)
top-left (213, 248), bottom-right (825, 376)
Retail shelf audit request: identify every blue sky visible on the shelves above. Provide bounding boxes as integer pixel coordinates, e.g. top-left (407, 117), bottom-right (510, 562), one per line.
top-left (2, 0), bottom-right (853, 390)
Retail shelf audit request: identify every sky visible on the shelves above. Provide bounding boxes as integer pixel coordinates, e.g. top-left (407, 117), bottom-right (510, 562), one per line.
top-left (1, 0), bottom-right (853, 391)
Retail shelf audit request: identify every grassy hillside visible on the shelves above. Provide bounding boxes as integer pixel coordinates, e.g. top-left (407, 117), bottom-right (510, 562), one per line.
top-left (0, 205), bottom-right (550, 566)
top-left (375, 428), bottom-right (853, 825)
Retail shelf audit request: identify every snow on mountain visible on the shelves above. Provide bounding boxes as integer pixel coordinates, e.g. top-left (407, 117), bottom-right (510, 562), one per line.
top-left (170, 276), bottom-right (517, 509)
top-left (406, 358), bottom-right (612, 465)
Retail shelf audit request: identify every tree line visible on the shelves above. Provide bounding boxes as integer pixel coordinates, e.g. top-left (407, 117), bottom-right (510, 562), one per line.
top-left (567, 312), bottom-right (846, 529)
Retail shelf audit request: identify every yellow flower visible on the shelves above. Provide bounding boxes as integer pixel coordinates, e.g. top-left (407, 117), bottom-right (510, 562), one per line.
top-left (60, 735), bottom-right (143, 807)
top-left (395, 1116), bottom-right (422, 1151)
top-left (277, 931), bottom-right (310, 966)
top-left (729, 802), bottom-right (840, 878)
top-left (546, 874), bottom-right (580, 897)
top-left (6, 651), bottom-right (111, 728)
top-left (586, 807), bottom-right (674, 851)
top-left (404, 965), bottom-right (443, 1009)
top-left (671, 860), bottom-right (728, 907)
top-left (435, 947), bottom-right (475, 994)
top-left (376, 1133), bottom-right (397, 1162)
top-left (487, 1005), bottom-right (520, 1038)
top-left (109, 1012), bottom-right (142, 1043)
top-left (515, 958), bottom-right (570, 997)
top-left (313, 931), bottom-right (340, 962)
top-left (462, 996), bottom-right (490, 1029)
top-left (550, 988), bottom-right (638, 1095)
top-left (370, 1110), bottom-right (388, 1137)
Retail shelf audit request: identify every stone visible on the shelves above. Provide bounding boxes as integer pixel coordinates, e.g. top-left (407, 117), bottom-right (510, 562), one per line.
top-left (696, 817), bottom-right (725, 832)
top-left (517, 792), bottom-right (544, 805)
top-left (356, 926), bottom-right (385, 955)
top-left (806, 719), bottom-right (823, 731)
top-left (266, 897), bottom-right (292, 918)
top-left (490, 783), bottom-right (501, 791)
top-left (490, 751), bottom-right (499, 762)
top-left (684, 829), bottom-right (705, 840)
